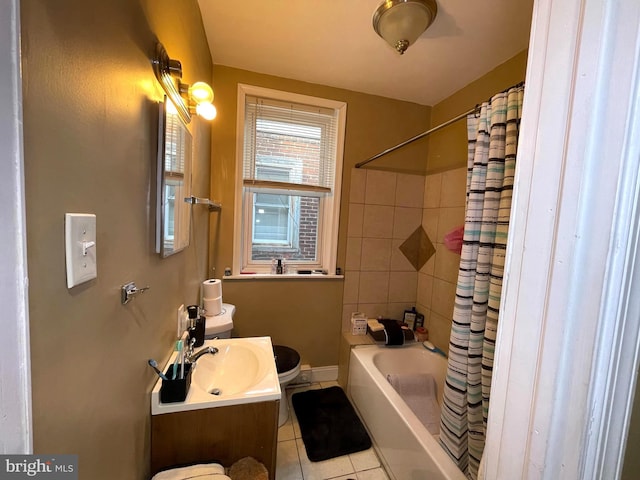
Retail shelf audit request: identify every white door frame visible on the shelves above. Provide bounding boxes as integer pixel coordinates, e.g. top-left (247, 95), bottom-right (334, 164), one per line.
top-left (0, 0), bottom-right (32, 453)
top-left (485, 0), bottom-right (640, 478)
top-left (2, 0), bottom-right (640, 472)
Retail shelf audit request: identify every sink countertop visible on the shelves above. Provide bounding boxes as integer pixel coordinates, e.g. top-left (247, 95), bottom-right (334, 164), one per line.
top-left (151, 336), bottom-right (281, 415)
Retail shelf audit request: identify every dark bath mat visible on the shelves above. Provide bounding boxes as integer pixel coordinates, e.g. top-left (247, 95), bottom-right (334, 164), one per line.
top-left (292, 386), bottom-right (371, 462)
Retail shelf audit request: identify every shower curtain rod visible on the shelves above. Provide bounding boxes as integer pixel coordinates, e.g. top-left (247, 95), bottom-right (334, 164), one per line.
top-left (355, 105), bottom-right (480, 169)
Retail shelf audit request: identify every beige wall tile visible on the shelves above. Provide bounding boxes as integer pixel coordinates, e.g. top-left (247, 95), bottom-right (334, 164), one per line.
top-left (417, 272), bottom-right (434, 307)
top-left (347, 203), bottom-right (364, 238)
top-left (360, 238), bottom-right (392, 271)
top-left (416, 303), bottom-right (431, 330)
top-left (429, 312), bottom-right (453, 354)
top-left (365, 170), bottom-right (397, 206)
top-left (357, 303), bottom-right (388, 319)
top-left (358, 272), bottom-right (390, 304)
top-left (350, 168), bottom-right (367, 204)
top-left (363, 204), bottom-right (395, 238)
top-left (345, 237), bottom-right (362, 271)
top-left (396, 173), bottom-right (425, 208)
top-left (431, 278), bottom-right (457, 319)
top-left (440, 167), bottom-right (467, 207)
top-left (437, 206), bottom-right (466, 242)
top-left (422, 208), bottom-right (439, 240)
top-left (393, 207), bottom-right (422, 240)
top-left (390, 238), bottom-right (415, 271)
top-left (434, 243), bottom-right (462, 284)
top-left (389, 272), bottom-right (418, 303)
top-left (388, 302), bottom-right (415, 321)
top-left (424, 173), bottom-right (442, 208)
top-left (420, 252), bottom-right (436, 275)
top-left (347, 203), bottom-right (364, 237)
top-left (343, 271), bottom-right (360, 304)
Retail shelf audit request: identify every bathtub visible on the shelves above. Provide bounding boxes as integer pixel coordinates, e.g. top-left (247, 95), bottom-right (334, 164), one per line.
top-left (348, 343), bottom-right (466, 480)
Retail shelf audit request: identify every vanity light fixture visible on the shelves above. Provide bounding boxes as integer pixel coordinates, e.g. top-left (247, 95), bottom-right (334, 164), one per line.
top-left (372, 0), bottom-right (438, 54)
top-left (152, 42), bottom-right (216, 123)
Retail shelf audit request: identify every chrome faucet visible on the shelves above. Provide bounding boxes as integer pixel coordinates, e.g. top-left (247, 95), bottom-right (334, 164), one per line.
top-left (186, 339), bottom-right (218, 363)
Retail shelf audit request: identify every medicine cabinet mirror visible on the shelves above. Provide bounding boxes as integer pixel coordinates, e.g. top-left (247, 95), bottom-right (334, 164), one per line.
top-left (156, 97), bottom-right (192, 257)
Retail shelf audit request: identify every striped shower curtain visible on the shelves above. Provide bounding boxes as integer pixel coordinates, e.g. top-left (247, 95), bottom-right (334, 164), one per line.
top-left (439, 84), bottom-right (524, 480)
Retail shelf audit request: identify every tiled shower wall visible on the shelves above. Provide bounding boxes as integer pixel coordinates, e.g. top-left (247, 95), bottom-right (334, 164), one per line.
top-left (418, 168), bottom-right (466, 353)
top-left (342, 167), bottom-right (466, 354)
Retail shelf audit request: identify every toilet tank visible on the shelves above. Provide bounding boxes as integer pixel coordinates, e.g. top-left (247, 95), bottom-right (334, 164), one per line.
top-left (204, 303), bottom-right (235, 339)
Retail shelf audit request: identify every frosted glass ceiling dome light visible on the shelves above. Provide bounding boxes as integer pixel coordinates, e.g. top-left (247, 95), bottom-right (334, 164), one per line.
top-left (372, 0), bottom-right (438, 54)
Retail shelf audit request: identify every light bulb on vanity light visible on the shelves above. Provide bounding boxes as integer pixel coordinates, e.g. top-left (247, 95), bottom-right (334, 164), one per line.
top-left (189, 81), bottom-right (214, 104)
top-left (195, 101), bottom-right (217, 120)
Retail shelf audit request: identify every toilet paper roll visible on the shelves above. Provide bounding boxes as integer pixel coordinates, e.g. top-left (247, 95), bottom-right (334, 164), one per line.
top-left (203, 296), bottom-right (222, 316)
top-left (202, 279), bottom-right (222, 300)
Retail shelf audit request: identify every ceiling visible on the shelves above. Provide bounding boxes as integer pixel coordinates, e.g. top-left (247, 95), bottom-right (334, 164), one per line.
top-left (197, 0), bottom-right (534, 107)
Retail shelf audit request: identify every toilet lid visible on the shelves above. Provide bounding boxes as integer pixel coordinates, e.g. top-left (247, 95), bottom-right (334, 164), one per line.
top-left (273, 345), bottom-right (300, 374)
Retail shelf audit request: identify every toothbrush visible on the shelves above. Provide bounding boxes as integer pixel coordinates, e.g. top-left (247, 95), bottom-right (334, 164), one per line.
top-left (423, 340), bottom-right (447, 358)
top-left (176, 340), bottom-right (184, 380)
top-left (148, 359), bottom-right (168, 380)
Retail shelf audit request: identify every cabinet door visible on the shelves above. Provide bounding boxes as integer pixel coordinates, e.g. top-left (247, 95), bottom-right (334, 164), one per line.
top-left (151, 400), bottom-right (279, 479)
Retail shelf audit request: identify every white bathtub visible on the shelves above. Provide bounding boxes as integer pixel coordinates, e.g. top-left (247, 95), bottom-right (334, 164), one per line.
top-left (348, 343), bottom-right (466, 480)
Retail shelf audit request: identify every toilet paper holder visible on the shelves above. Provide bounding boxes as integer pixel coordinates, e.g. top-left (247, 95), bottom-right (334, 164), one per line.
top-left (121, 281), bottom-right (150, 305)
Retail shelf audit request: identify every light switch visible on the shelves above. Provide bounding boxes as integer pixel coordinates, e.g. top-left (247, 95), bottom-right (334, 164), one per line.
top-left (65, 213), bottom-right (97, 288)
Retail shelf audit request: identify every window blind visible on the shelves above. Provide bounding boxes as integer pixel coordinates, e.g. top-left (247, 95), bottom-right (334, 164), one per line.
top-left (164, 110), bottom-right (186, 176)
top-left (243, 95), bottom-right (339, 195)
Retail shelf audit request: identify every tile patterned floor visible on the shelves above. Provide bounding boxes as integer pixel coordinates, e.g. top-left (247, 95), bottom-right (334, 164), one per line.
top-left (276, 381), bottom-right (389, 480)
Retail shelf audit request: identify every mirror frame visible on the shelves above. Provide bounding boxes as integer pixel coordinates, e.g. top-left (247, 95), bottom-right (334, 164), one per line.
top-left (156, 97), bottom-right (192, 257)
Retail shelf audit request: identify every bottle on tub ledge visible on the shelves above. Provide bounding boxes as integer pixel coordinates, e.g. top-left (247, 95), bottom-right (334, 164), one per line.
top-left (403, 307), bottom-right (427, 342)
top-left (403, 307), bottom-right (418, 330)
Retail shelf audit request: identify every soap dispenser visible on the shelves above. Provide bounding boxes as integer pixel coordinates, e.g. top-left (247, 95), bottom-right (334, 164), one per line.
top-left (186, 305), bottom-right (205, 347)
top-left (276, 258), bottom-right (284, 274)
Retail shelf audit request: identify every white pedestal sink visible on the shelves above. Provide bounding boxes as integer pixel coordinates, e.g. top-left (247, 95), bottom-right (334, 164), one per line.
top-left (151, 336), bottom-right (281, 415)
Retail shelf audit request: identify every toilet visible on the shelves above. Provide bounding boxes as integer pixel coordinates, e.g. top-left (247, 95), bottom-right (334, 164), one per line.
top-left (273, 344), bottom-right (301, 426)
top-left (204, 303), bottom-right (235, 339)
top-left (151, 462), bottom-right (230, 479)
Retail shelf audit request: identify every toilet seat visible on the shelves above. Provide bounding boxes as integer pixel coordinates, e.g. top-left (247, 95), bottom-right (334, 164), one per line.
top-left (273, 345), bottom-right (301, 384)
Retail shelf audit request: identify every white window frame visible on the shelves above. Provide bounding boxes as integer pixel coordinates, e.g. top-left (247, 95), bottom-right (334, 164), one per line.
top-left (233, 84), bottom-right (346, 275)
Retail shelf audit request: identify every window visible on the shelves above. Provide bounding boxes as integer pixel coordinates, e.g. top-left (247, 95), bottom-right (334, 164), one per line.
top-left (252, 166), bottom-right (293, 245)
top-left (233, 85), bottom-right (346, 274)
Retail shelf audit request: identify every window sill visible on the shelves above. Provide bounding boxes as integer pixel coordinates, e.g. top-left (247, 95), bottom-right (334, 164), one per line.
top-left (223, 273), bottom-right (344, 280)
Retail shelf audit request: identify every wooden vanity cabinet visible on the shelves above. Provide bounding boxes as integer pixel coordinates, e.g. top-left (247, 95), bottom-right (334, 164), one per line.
top-left (151, 399), bottom-right (279, 479)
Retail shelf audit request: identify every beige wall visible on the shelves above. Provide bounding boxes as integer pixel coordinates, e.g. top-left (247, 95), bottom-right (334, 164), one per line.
top-left (210, 66), bottom-right (432, 366)
top-left (427, 49), bottom-right (528, 173)
top-left (21, 1), bottom-right (211, 478)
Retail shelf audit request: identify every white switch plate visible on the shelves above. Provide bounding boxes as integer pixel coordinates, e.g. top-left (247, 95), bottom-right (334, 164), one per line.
top-left (176, 304), bottom-right (185, 338)
top-left (65, 213), bottom-right (97, 288)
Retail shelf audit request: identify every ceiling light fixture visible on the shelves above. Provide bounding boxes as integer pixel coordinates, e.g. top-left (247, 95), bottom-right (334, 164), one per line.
top-left (152, 43), bottom-right (216, 123)
top-left (372, 0), bottom-right (438, 55)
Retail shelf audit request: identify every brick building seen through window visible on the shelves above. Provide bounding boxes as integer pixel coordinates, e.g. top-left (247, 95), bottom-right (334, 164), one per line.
top-left (251, 128), bottom-right (320, 262)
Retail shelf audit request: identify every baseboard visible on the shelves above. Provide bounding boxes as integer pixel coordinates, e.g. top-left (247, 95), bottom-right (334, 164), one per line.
top-left (310, 365), bottom-right (338, 383)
